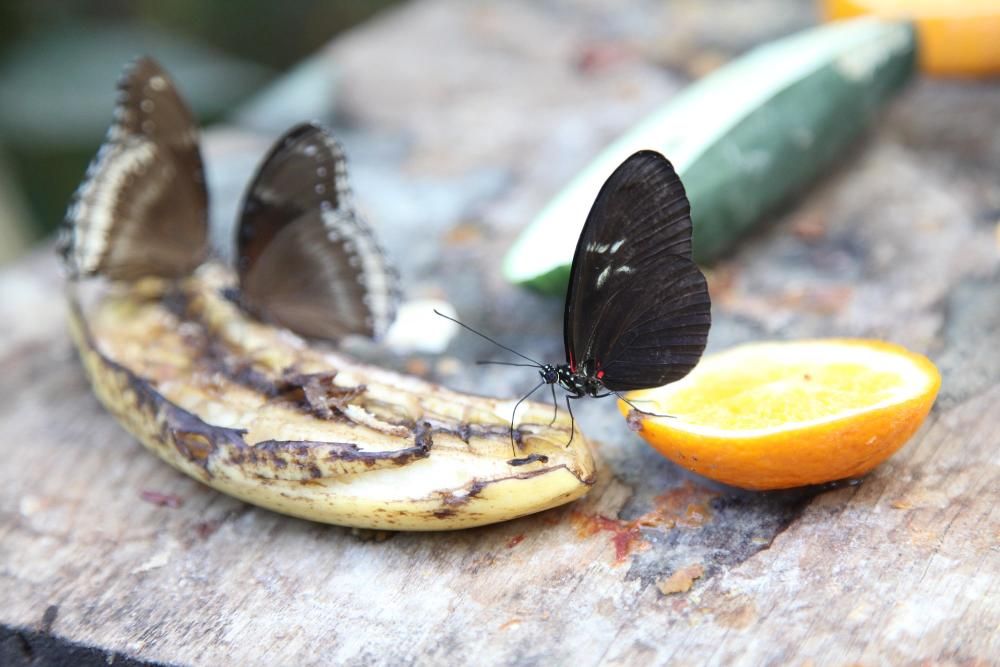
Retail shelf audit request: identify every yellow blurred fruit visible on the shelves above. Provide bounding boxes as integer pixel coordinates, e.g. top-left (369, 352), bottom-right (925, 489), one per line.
top-left (823, 0), bottom-right (1000, 76)
top-left (620, 340), bottom-right (941, 490)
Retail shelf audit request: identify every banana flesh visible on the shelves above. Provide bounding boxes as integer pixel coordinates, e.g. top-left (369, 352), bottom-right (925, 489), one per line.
top-left (66, 263), bottom-right (596, 530)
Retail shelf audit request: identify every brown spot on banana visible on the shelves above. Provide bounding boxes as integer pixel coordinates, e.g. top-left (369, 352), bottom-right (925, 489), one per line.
top-left (66, 263), bottom-right (597, 530)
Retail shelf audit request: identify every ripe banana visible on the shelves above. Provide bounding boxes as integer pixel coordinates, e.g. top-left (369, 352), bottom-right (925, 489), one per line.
top-left (66, 264), bottom-right (596, 530)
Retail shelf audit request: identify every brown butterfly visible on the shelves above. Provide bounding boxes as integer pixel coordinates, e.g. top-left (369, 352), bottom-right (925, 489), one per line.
top-left (62, 57), bottom-right (399, 341)
top-left (234, 122), bottom-right (400, 340)
top-left (59, 57), bottom-right (208, 280)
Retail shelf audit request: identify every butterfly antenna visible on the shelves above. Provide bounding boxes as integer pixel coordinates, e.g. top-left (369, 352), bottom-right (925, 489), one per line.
top-left (475, 360), bottom-right (541, 368)
top-left (434, 309), bottom-right (544, 367)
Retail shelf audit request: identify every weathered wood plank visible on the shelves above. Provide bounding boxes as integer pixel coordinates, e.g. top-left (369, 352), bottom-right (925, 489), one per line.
top-left (1, 1), bottom-right (998, 665)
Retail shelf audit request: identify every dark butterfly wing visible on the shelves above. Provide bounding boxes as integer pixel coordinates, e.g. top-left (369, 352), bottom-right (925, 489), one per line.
top-left (236, 122), bottom-right (399, 341)
top-left (563, 150), bottom-right (711, 391)
top-left (60, 57), bottom-right (208, 280)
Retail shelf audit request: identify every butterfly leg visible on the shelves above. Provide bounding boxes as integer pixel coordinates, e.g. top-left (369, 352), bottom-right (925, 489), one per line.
top-left (564, 393), bottom-right (586, 448)
top-left (612, 391), bottom-right (673, 418)
top-left (547, 383), bottom-right (559, 426)
top-left (509, 380), bottom-right (546, 457)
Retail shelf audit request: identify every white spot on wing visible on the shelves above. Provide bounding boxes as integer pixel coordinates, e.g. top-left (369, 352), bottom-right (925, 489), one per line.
top-left (586, 239), bottom-right (626, 255)
top-left (595, 266), bottom-right (611, 289)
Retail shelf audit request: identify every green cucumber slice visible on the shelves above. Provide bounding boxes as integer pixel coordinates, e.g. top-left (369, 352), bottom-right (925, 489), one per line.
top-left (503, 18), bottom-right (916, 295)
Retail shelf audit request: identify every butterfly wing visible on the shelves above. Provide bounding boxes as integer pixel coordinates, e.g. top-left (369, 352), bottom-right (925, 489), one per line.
top-left (236, 123), bottom-right (399, 341)
top-left (563, 150), bottom-right (711, 391)
top-left (60, 57), bottom-right (208, 280)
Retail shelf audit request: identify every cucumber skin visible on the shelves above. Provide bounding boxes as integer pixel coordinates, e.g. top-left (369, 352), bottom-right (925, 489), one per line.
top-left (511, 21), bottom-right (917, 295)
top-left (518, 263), bottom-right (573, 297)
top-left (687, 29), bottom-right (916, 263)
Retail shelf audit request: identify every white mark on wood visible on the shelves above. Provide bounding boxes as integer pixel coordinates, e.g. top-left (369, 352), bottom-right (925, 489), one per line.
top-left (131, 550), bottom-right (171, 574)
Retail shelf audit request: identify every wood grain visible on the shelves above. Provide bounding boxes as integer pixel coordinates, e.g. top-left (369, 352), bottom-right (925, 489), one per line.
top-left (1, 1), bottom-right (998, 664)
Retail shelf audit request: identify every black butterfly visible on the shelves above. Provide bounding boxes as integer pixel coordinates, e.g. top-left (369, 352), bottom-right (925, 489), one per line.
top-left (235, 122), bottom-right (400, 340)
top-left (59, 57), bottom-right (208, 280)
top-left (444, 150), bottom-right (711, 461)
top-left (61, 57), bottom-right (399, 342)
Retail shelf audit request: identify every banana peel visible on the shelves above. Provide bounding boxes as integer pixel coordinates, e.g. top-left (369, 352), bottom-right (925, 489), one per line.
top-left (67, 263), bottom-right (596, 530)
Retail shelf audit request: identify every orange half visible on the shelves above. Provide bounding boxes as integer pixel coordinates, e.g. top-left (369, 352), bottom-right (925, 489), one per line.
top-left (620, 339), bottom-right (941, 490)
top-left (824, 0), bottom-right (1000, 76)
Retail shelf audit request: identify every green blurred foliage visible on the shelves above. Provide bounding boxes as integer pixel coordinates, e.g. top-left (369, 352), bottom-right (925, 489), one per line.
top-left (0, 0), bottom-right (400, 253)
top-left (1, 1), bottom-right (398, 70)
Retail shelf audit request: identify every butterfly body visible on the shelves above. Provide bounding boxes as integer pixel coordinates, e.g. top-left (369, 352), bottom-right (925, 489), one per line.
top-left (536, 363), bottom-right (606, 399)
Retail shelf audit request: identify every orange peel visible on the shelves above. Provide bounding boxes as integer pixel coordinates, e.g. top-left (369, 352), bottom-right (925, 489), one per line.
top-left (824, 0), bottom-right (1000, 76)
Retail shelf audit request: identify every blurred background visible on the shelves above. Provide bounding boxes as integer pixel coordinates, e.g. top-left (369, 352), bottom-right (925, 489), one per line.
top-left (0, 0), bottom-right (401, 264)
top-left (2, 0), bottom-right (997, 278)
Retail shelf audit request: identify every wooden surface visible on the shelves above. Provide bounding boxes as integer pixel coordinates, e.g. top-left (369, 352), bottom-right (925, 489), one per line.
top-left (2, 1), bottom-right (999, 664)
